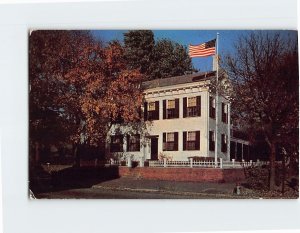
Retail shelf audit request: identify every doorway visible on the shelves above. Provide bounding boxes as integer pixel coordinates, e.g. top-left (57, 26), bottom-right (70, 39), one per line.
top-left (150, 137), bottom-right (158, 160)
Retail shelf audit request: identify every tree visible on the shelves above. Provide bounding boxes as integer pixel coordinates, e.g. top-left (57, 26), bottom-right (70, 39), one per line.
top-left (149, 39), bottom-right (195, 80)
top-left (124, 30), bottom-right (195, 80)
top-left (124, 30), bottom-right (155, 79)
top-left (29, 31), bottom-right (143, 165)
top-left (225, 32), bottom-right (298, 191)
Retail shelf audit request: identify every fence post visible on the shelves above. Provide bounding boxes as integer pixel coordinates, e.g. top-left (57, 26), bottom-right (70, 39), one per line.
top-left (232, 159), bottom-right (235, 166)
top-left (220, 158), bottom-right (223, 168)
top-left (163, 158), bottom-right (167, 167)
top-left (190, 158), bottom-right (193, 168)
top-left (127, 157), bottom-right (132, 168)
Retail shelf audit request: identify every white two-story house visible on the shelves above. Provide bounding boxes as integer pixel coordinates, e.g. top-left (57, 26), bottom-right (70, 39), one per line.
top-left (107, 70), bottom-right (239, 162)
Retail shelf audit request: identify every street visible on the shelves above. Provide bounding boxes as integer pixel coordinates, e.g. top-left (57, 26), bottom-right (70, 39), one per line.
top-left (35, 187), bottom-right (197, 199)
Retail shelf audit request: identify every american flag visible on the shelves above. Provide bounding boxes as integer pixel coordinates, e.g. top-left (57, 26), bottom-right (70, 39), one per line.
top-left (188, 39), bottom-right (216, 58)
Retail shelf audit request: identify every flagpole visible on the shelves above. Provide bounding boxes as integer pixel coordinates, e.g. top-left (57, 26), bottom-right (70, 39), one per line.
top-left (214, 32), bottom-right (219, 168)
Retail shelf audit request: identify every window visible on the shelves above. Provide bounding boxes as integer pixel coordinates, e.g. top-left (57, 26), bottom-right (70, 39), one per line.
top-left (167, 132), bottom-right (175, 142)
top-left (163, 99), bottom-right (179, 119)
top-left (167, 99), bottom-right (175, 109)
top-left (222, 103), bottom-right (228, 123)
top-left (148, 102), bottom-right (156, 111)
top-left (183, 131), bottom-right (200, 150)
top-left (221, 134), bottom-right (227, 152)
top-left (110, 135), bottom-right (123, 152)
top-left (187, 97), bottom-right (197, 107)
top-left (163, 132), bottom-right (178, 151)
top-left (127, 134), bottom-right (140, 152)
top-left (167, 100), bottom-right (175, 118)
top-left (183, 96), bottom-right (201, 118)
top-left (209, 97), bottom-right (216, 119)
top-left (209, 131), bottom-right (215, 151)
top-left (144, 101), bottom-right (159, 120)
top-left (187, 97), bottom-right (197, 117)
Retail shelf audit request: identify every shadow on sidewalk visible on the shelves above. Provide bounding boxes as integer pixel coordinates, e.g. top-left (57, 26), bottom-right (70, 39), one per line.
top-left (30, 165), bottom-right (120, 194)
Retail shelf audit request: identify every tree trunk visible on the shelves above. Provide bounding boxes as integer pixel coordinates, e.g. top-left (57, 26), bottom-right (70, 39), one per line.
top-left (73, 143), bottom-right (80, 167)
top-left (35, 141), bottom-right (40, 165)
top-left (269, 142), bottom-right (276, 191)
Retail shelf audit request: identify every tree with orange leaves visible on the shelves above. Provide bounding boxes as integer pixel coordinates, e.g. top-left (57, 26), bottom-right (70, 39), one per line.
top-left (29, 31), bottom-right (143, 165)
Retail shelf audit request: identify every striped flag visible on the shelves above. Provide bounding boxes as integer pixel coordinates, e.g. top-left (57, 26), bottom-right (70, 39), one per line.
top-left (189, 39), bottom-right (216, 58)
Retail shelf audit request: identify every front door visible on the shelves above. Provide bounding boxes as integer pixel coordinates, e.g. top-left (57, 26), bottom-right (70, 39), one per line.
top-left (150, 137), bottom-right (158, 160)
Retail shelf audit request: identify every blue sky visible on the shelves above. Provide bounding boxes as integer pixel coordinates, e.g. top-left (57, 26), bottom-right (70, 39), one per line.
top-left (91, 30), bottom-right (297, 72)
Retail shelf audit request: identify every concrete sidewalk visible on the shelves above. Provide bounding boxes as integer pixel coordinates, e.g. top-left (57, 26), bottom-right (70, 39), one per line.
top-left (92, 177), bottom-right (240, 198)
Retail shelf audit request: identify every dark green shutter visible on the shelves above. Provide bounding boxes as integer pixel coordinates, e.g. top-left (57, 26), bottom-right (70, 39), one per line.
top-left (174, 132), bottom-right (178, 151)
top-left (209, 97), bottom-right (212, 118)
top-left (163, 100), bottom-right (166, 119)
top-left (195, 131), bottom-right (200, 150)
top-left (196, 96), bottom-right (201, 116)
top-left (144, 102), bottom-right (148, 121)
top-left (175, 99), bottom-right (179, 118)
top-left (155, 101), bottom-right (159, 120)
top-left (183, 97), bottom-right (187, 118)
top-left (183, 131), bottom-right (187, 151)
top-left (221, 103), bottom-right (224, 122)
top-left (163, 133), bottom-right (166, 151)
top-left (136, 134), bottom-right (141, 151)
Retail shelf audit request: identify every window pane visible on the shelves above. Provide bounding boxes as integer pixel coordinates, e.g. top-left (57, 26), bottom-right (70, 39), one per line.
top-left (187, 131), bottom-right (196, 141)
top-left (167, 99), bottom-right (175, 109)
top-left (148, 102), bottom-right (156, 111)
top-left (188, 97), bottom-right (197, 107)
top-left (166, 132), bottom-right (174, 142)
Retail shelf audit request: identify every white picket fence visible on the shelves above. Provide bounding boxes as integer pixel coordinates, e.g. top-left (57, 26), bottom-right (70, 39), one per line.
top-left (85, 158), bottom-right (270, 169)
top-left (146, 159), bottom-right (269, 169)
top-left (149, 160), bottom-right (218, 168)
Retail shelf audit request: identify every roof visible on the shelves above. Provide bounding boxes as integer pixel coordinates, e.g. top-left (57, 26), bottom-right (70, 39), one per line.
top-left (141, 71), bottom-right (216, 90)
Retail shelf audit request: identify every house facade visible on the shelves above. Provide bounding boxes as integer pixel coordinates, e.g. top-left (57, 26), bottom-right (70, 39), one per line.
top-left (107, 71), bottom-right (239, 162)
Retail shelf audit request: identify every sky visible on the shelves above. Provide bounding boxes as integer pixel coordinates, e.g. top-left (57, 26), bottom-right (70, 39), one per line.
top-left (91, 30), bottom-right (297, 72)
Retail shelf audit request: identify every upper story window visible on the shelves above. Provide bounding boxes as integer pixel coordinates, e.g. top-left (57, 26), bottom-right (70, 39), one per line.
top-left (222, 103), bottom-right (228, 123)
top-left (110, 135), bottom-right (123, 152)
top-left (148, 102), bottom-right (156, 111)
top-left (127, 134), bottom-right (140, 152)
top-left (144, 101), bottom-right (159, 121)
top-left (163, 132), bottom-right (178, 151)
top-left (163, 99), bottom-right (179, 119)
top-left (183, 131), bottom-right (200, 150)
top-left (183, 96), bottom-right (201, 117)
top-left (209, 97), bottom-right (216, 119)
top-left (167, 99), bottom-right (175, 109)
